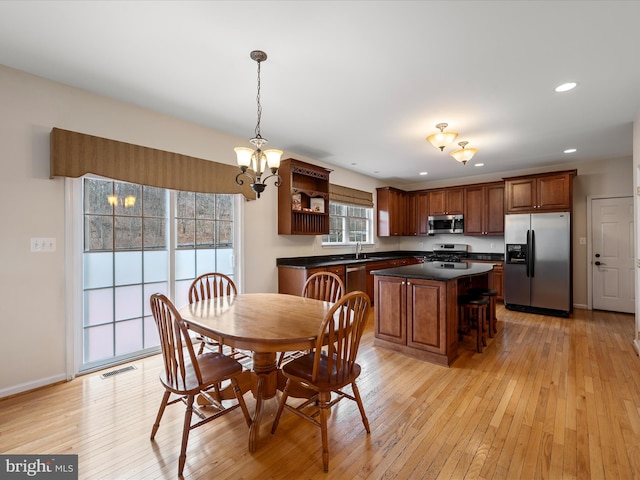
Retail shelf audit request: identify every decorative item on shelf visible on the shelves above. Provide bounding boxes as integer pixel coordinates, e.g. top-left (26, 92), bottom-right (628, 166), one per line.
top-left (309, 197), bottom-right (325, 213)
top-left (291, 193), bottom-right (302, 211)
top-left (234, 50), bottom-right (283, 198)
top-left (450, 141), bottom-right (478, 165)
top-left (427, 123), bottom-right (458, 151)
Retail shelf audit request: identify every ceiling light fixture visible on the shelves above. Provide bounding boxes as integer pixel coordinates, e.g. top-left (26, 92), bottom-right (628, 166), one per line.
top-left (234, 50), bottom-right (282, 198)
top-left (564, 148), bottom-right (577, 154)
top-left (555, 82), bottom-right (577, 93)
top-left (450, 141), bottom-right (477, 165)
top-left (427, 123), bottom-right (458, 151)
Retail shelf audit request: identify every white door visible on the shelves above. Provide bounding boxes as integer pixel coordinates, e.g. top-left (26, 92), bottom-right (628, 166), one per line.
top-left (592, 197), bottom-right (635, 313)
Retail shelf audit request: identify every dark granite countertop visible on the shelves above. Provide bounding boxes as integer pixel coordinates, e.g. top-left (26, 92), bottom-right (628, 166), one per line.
top-left (276, 250), bottom-right (427, 268)
top-left (276, 250), bottom-right (504, 269)
top-left (370, 262), bottom-right (495, 281)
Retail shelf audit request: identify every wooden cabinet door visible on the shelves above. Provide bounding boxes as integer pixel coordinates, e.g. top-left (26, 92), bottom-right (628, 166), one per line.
top-left (406, 279), bottom-right (446, 354)
top-left (505, 171), bottom-right (574, 213)
top-left (430, 188), bottom-right (463, 215)
top-left (389, 189), bottom-right (406, 235)
top-left (377, 187), bottom-right (406, 236)
top-left (445, 188), bottom-right (464, 215)
top-left (464, 186), bottom-right (484, 235)
top-left (416, 191), bottom-right (430, 235)
top-left (485, 183), bottom-right (505, 235)
top-left (428, 190), bottom-right (446, 215)
top-left (537, 173), bottom-right (571, 211)
top-left (464, 183), bottom-right (504, 236)
top-left (406, 191), bottom-right (418, 235)
top-left (505, 177), bottom-right (537, 213)
top-left (405, 191), bottom-right (429, 236)
top-left (374, 276), bottom-right (406, 345)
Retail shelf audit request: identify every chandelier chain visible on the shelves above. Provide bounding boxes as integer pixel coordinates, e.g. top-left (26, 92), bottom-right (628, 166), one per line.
top-left (255, 59), bottom-right (262, 139)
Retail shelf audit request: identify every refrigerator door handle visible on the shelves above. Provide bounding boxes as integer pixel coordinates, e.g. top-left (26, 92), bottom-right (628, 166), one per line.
top-left (526, 230), bottom-right (531, 277)
top-left (530, 229), bottom-right (535, 278)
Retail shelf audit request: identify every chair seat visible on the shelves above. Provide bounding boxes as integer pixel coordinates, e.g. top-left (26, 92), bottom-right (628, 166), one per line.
top-left (282, 352), bottom-right (362, 391)
top-left (467, 287), bottom-right (498, 297)
top-left (160, 352), bottom-right (243, 394)
top-left (458, 295), bottom-right (490, 306)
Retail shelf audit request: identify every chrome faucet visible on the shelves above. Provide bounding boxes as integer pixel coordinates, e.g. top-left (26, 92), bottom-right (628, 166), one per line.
top-left (355, 241), bottom-right (362, 259)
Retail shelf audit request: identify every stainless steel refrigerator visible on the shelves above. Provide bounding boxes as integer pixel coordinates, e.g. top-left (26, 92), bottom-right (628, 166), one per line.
top-left (504, 212), bottom-right (572, 317)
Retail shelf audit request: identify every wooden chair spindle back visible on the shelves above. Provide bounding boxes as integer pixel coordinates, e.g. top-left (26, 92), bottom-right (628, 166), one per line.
top-left (312, 291), bottom-right (369, 384)
top-left (150, 293), bottom-right (202, 391)
top-left (302, 272), bottom-right (344, 303)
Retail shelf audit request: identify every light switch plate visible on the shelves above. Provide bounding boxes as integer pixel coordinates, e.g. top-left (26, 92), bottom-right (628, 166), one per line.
top-left (30, 237), bottom-right (56, 252)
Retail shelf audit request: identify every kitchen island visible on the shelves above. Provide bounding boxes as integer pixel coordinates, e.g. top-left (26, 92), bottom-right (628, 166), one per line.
top-left (371, 262), bottom-right (495, 366)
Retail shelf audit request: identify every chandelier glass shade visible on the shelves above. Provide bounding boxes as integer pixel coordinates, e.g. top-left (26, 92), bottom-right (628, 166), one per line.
top-left (234, 50), bottom-right (282, 198)
top-left (426, 123), bottom-right (458, 151)
top-left (450, 141), bottom-right (478, 165)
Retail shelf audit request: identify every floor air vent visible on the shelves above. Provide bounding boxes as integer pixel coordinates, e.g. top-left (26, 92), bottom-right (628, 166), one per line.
top-left (100, 365), bottom-right (137, 379)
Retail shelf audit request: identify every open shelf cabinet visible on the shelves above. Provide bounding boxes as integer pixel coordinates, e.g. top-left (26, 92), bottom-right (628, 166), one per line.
top-left (278, 158), bottom-right (332, 235)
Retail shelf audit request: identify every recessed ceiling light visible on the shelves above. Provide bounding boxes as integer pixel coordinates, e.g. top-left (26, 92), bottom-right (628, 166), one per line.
top-left (564, 148), bottom-right (577, 154)
top-left (419, 171), bottom-right (428, 176)
top-left (473, 163), bottom-right (484, 167)
top-left (555, 82), bottom-right (577, 93)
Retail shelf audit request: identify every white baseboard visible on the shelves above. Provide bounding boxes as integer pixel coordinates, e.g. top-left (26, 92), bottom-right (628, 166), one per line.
top-left (634, 339), bottom-right (640, 357)
top-left (573, 303), bottom-right (589, 310)
top-left (0, 373), bottom-right (68, 399)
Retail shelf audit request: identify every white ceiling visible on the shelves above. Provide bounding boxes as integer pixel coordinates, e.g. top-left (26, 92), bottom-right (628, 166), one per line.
top-left (1, 1), bottom-right (639, 185)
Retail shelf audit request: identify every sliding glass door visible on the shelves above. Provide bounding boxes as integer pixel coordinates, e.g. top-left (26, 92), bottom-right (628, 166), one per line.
top-left (80, 177), bottom-right (238, 372)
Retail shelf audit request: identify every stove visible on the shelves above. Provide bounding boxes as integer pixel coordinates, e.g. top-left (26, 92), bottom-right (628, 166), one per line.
top-left (424, 243), bottom-right (469, 262)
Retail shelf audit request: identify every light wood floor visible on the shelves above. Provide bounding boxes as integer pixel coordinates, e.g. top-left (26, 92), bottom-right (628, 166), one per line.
top-left (2, 305), bottom-right (640, 479)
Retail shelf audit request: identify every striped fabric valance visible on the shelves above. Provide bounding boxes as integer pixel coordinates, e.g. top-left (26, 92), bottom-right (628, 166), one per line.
top-left (50, 128), bottom-right (256, 200)
top-left (329, 184), bottom-right (374, 207)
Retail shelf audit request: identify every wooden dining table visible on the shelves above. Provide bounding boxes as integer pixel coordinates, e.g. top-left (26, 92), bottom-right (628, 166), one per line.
top-left (178, 292), bottom-right (334, 452)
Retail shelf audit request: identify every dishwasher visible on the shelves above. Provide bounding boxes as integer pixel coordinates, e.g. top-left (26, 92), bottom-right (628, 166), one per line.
top-left (346, 264), bottom-right (367, 293)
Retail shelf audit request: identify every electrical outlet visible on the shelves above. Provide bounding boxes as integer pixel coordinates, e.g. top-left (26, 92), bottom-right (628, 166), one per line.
top-left (30, 237), bottom-right (56, 252)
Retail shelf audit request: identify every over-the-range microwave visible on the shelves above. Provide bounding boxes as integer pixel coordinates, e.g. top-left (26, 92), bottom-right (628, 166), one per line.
top-left (427, 214), bottom-right (464, 235)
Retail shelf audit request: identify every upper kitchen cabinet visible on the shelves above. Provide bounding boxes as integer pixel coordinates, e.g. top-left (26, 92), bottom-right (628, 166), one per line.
top-left (464, 182), bottom-right (504, 236)
top-left (428, 188), bottom-right (464, 216)
top-left (377, 187), bottom-right (406, 236)
top-left (504, 170), bottom-right (576, 214)
top-left (406, 190), bottom-right (430, 236)
top-left (278, 158), bottom-right (332, 235)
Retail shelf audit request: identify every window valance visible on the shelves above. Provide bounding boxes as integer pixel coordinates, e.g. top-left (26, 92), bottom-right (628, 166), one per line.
top-left (50, 128), bottom-right (256, 200)
top-left (329, 184), bottom-right (374, 207)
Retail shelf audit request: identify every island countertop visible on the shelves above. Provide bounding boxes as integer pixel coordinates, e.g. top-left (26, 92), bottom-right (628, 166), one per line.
top-left (370, 262), bottom-right (495, 281)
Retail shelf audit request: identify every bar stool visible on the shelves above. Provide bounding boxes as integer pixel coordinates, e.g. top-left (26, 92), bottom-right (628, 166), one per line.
top-left (458, 295), bottom-right (490, 353)
top-left (468, 288), bottom-right (498, 337)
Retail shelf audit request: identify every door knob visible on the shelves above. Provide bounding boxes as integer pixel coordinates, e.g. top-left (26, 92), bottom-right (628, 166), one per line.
top-left (595, 253), bottom-right (600, 258)
top-left (595, 261), bottom-right (606, 266)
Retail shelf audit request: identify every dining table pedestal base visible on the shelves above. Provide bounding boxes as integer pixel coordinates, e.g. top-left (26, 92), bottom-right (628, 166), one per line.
top-left (197, 350), bottom-right (316, 452)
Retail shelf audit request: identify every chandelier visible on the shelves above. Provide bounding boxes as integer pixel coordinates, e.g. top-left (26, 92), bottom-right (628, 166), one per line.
top-left (450, 141), bottom-right (478, 164)
top-left (426, 123), bottom-right (458, 151)
top-left (234, 50), bottom-right (282, 198)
